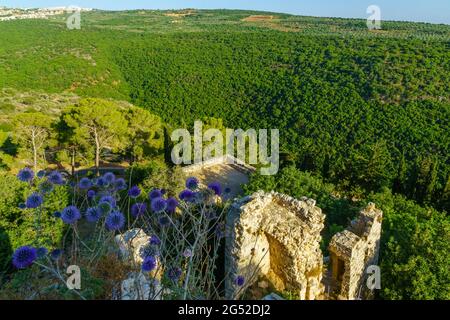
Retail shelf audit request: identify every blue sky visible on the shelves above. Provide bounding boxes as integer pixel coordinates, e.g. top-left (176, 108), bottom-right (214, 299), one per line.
top-left (2, 0), bottom-right (449, 24)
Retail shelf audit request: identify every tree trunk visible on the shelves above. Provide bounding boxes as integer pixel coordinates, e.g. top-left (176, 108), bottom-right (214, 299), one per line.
top-left (94, 130), bottom-right (100, 176)
top-left (31, 130), bottom-right (37, 172)
top-left (95, 146), bottom-right (100, 176)
top-left (71, 148), bottom-right (76, 176)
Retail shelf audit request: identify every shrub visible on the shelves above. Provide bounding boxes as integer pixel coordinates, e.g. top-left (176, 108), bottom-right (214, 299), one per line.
top-left (0, 172), bottom-right (68, 277)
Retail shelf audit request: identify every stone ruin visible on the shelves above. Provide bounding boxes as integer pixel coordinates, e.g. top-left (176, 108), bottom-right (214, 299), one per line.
top-left (115, 191), bottom-right (382, 300)
top-left (225, 191), bottom-right (383, 300)
top-left (328, 203), bottom-right (383, 300)
top-left (225, 191), bottom-right (325, 300)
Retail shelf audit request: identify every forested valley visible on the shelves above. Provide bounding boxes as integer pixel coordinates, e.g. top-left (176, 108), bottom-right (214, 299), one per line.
top-left (0, 10), bottom-right (448, 299)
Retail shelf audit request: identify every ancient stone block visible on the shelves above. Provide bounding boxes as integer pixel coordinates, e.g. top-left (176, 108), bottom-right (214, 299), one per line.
top-left (328, 203), bottom-right (383, 300)
top-left (115, 228), bottom-right (151, 265)
top-left (225, 191), bottom-right (325, 300)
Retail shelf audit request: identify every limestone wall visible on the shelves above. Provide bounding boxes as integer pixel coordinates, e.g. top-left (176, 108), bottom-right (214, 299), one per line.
top-left (328, 203), bottom-right (383, 300)
top-left (225, 191), bottom-right (325, 300)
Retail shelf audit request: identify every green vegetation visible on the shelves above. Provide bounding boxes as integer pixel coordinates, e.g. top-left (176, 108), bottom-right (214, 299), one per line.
top-left (0, 9), bottom-right (448, 299)
top-left (0, 174), bottom-right (69, 275)
top-left (3, 10), bottom-right (446, 208)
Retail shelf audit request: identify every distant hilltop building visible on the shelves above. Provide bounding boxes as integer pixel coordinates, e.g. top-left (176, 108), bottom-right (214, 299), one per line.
top-left (38, 7), bottom-right (93, 13)
top-left (0, 6), bottom-right (92, 21)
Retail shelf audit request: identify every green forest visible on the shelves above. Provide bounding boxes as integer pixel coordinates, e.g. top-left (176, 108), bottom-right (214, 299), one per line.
top-left (0, 9), bottom-right (449, 300)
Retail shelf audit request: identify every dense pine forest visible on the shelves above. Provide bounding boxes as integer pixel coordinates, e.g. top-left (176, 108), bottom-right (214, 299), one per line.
top-left (0, 9), bottom-right (449, 299)
top-left (1, 10), bottom-right (448, 208)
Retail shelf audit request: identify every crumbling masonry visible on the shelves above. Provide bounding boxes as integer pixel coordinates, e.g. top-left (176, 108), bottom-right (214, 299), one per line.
top-left (225, 191), bottom-right (325, 300)
top-left (328, 203), bottom-right (383, 299)
top-left (225, 192), bottom-right (382, 300)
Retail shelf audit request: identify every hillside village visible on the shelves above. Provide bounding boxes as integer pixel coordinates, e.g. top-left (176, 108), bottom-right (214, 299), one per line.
top-left (0, 6), bottom-right (92, 21)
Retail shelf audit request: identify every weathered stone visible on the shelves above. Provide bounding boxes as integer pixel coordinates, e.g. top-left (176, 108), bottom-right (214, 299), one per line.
top-left (120, 272), bottom-right (168, 300)
top-left (121, 272), bottom-right (152, 300)
top-left (262, 293), bottom-right (285, 300)
top-left (115, 228), bottom-right (151, 265)
top-left (225, 191), bottom-right (325, 300)
top-left (328, 203), bottom-right (383, 300)
top-left (258, 280), bottom-right (269, 289)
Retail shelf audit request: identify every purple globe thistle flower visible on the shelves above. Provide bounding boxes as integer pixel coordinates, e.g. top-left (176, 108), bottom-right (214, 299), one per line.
top-left (128, 186), bottom-right (141, 198)
top-left (50, 249), bottom-right (62, 260)
top-left (17, 168), bottom-right (34, 182)
top-left (149, 235), bottom-right (161, 246)
top-left (149, 189), bottom-right (162, 200)
top-left (37, 170), bottom-right (46, 178)
top-left (167, 267), bottom-right (182, 281)
top-left (186, 177), bottom-right (199, 190)
top-left (18, 203), bottom-right (26, 210)
top-left (38, 180), bottom-right (54, 194)
top-left (142, 256), bottom-right (156, 272)
top-left (78, 177), bottom-right (92, 189)
top-left (179, 189), bottom-right (194, 202)
top-left (166, 197), bottom-right (179, 213)
top-left (140, 244), bottom-right (159, 259)
top-left (47, 171), bottom-right (64, 185)
top-left (235, 275), bottom-right (245, 287)
top-left (36, 247), bottom-right (48, 258)
top-left (99, 195), bottom-right (117, 208)
top-left (98, 201), bottom-right (112, 215)
top-left (131, 202), bottom-right (147, 218)
top-left (87, 189), bottom-right (96, 198)
top-left (61, 205), bottom-right (81, 224)
top-left (151, 197), bottom-right (167, 213)
top-left (103, 172), bottom-right (116, 184)
top-left (96, 177), bottom-right (106, 187)
top-left (183, 248), bottom-right (192, 258)
top-left (85, 207), bottom-right (102, 223)
top-left (12, 246), bottom-right (37, 269)
top-left (158, 216), bottom-right (170, 227)
top-left (26, 193), bottom-right (43, 209)
top-left (114, 178), bottom-right (127, 191)
top-left (53, 211), bottom-right (61, 218)
top-left (208, 182), bottom-right (222, 196)
top-left (105, 211), bottom-right (125, 231)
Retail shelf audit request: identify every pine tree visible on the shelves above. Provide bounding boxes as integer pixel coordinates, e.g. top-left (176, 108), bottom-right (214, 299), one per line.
top-left (393, 153), bottom-right (407, 194)
top-left (61, 99), bottom-right (128, 175)
top-left (414, 157), bottom-right (438, 204)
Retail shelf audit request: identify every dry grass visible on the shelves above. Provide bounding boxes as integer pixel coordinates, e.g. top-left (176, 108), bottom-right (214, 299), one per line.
top-left (242, 15), bottom-right (276, 22)
top-left (164, 10), bottom-right (196, 18)
top-left (90, 254), bottom-right (133, 300)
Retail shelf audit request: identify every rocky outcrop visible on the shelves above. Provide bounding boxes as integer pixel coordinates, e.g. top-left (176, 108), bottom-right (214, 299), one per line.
top-left (116, 229), bottom-right (166, 300)
top-left (121, 272), bottom-right (167, 300)
top-left (225, 191), bottom-right (325, 300)
top-left (115, 228), bottom-right (151, 265)
top-left (121, 272), bottom-right (152, 300)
